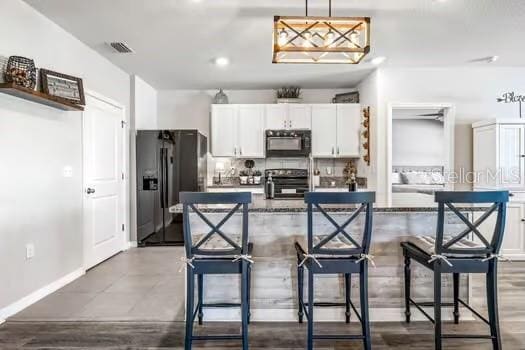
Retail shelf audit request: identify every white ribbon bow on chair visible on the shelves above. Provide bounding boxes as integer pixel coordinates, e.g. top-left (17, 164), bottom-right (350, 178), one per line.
top-left (428, 254), bottom-right (453, 267)
top-left (481, 254), bottom-right (511, 262)
top-left (298, 254), bottom-right (323, 268)
top-left (355, 254), bottom-right (376, 267)
top-left (232, 254), bottom-right (255, 264)
top-left (178, 257), bottom-right (195, 272)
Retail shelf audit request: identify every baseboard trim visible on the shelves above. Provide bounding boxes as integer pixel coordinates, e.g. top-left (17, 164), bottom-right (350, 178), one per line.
top-left (127, 241), bottom-right (138, 249)
top-left (0, 267), bottom-right (85, 321)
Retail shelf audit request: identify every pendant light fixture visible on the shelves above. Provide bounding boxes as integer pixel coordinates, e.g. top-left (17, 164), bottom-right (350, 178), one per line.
top-left (272, 0), bottom-right (371, 64)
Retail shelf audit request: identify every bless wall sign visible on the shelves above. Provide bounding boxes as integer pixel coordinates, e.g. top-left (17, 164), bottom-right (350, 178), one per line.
top-left (497, 92), bottom-right (525, 118)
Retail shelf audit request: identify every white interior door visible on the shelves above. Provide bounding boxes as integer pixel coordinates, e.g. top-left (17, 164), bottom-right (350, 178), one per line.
top-left (238, 105), bottom-right (265, 158)
top-left (311, 104), bottom-right (337, 157)
top-left (83, 94), bottom-right (125, 269)
top-left (336, 104), bottom-right (361, 157)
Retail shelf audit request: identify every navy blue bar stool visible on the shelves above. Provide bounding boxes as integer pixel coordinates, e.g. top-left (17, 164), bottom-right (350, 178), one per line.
top-left (180, 192), bottom-right (253, 350)
top-left (401, 191), bottom-right (508, 350)
top-left (294, 191), bottom-right (375, 350)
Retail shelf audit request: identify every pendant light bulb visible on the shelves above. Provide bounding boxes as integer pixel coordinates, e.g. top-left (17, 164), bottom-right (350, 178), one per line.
top-left (278, 29), bottom-right (288, 46)
top-left (324, 30), bottom-right (335, 47)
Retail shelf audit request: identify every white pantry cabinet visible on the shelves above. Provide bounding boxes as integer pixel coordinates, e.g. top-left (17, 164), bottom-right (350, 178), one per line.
top-left (472, 119), bottom-right (525, 259)
top-left (265, 104), bottom-right (311, 130)
top-left (311, 103), bottom-right (361, 158)
top-left (211, 104), bottom-right (265, 158)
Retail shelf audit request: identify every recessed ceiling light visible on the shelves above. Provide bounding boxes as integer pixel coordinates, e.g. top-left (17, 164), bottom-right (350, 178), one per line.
top-left (214, 57), bottom-right (230, 67)
top-left (371, 56), bottom-right (386, 65)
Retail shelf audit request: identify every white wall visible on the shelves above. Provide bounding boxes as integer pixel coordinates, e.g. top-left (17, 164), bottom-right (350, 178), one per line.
top-left (0, 0), bottom-right (130, 315)
top-left (392, 119), bottom-right (444, 166)
top-left (373, 67), bottom-right (525, 203)
top-left (132, 75), bottom-right (158, 130)
top-left (156, 89), bottom-right (354, 136)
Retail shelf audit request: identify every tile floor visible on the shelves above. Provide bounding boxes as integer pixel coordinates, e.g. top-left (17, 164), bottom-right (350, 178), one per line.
top-left (10, 247), bottom-right (186, 322)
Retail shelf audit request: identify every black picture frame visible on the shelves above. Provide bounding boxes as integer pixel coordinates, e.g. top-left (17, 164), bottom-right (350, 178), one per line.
top-left (332, 91), bottom-right (360, 104)
top-left (40, 68), bottom-right (85, 105)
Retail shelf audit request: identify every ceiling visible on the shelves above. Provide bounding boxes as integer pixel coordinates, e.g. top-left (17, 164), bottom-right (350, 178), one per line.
top-left (23, 0), bottom-right (525, 90)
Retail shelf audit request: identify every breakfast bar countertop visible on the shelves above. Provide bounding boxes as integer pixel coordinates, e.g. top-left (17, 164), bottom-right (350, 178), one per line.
top-left (169, 194), bottom-right (488, 213)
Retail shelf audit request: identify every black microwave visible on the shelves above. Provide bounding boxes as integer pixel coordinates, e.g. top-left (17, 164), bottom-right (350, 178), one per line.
top-left (266, 130), bottom-right (311, 157)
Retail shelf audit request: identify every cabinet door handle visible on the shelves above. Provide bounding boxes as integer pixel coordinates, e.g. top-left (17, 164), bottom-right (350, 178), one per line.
top-left (234, 147), bottom-right (237, 156)
top-left (239, 147), bottom-right (243, 156)
top-left (521, 219), bottom-right (525, 222)
top-left (337, 147), bottom-right (340, 155)
top-left (86, 188), bottom-right (96, 194)
top-left (332, 146), bottom-right (335, 155)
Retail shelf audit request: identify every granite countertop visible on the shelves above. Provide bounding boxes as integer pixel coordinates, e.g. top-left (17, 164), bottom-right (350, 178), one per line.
top-left (169, 194), bottom-right (488, 213)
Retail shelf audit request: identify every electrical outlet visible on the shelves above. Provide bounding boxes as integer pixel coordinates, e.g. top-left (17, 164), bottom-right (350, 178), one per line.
top-left (63, 166), bottom-right (73, 178)
top-left (326, 167), bottom-right (332, 175)
top-left (26, 243), bottom-right (35, 259)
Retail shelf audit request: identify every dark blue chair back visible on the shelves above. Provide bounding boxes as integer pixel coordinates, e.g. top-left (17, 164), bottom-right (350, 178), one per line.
top-left (305, 192), bottom-right (375, 256)
top-left (434, 191), bottom-right (509, 256)
top-left (180, 192), bottom-right (252, 259)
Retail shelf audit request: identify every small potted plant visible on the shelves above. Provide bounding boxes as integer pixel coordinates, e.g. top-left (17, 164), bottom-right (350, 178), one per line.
top-left (239, 170), bottom-right (249, 185)
top-left (253, 170), bottom-right (262, 185)
top-left (276, 86), bottom-right (302, 103)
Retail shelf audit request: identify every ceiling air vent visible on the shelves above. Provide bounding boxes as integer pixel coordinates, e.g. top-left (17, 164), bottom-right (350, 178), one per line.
top-left (109, 42), bottom-right (134, 53)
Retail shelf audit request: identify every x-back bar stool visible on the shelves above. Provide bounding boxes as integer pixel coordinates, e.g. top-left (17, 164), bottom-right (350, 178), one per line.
top-left (401, 191), bottom-right (508, 350)
top-left (294, 191), bottom-right (375, 350)
top-left (180, 192), bottom-right (253, 350)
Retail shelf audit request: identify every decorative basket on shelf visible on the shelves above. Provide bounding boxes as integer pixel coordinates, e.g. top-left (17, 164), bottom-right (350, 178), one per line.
top-left (5, 56), bottom-right (36, 89)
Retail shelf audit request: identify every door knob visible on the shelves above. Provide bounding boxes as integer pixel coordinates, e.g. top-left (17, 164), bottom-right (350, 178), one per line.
top-left (86, 188), bottom-right (96, 194)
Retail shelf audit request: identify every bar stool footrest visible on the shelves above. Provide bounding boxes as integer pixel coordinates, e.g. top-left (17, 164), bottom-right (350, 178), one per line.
top-left (313, 334), bottom-right (366, 340)
top-left (442, 334), bottom-right (495, 339)
top-left (192, 335), bottom-right (243, 341)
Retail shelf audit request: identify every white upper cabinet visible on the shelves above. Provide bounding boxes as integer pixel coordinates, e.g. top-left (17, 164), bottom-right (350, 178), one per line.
top-left (473, 120), bottom-right (525, 190)
top-left (311, 103), bottom-right (361, 158)
top-left (265, 104), bottom-right (311, 130)
top-left (288, 104), bottom-right (312, 129)
top-left (237, 105), bottom-right (265, 158)
top-left (312, 104), bottom-right (337, 157)
top-left (211, 105), bottom-right (237, 157)
top-left (266, 104), bottom-right (288, 129)
top-left (336, 104), bottom-right (361, 157)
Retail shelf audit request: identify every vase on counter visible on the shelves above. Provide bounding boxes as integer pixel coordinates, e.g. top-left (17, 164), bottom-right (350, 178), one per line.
top-left (213, 88), bottom-right (229, 104)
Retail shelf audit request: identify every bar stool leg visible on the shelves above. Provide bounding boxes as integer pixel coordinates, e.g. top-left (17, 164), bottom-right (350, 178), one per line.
top-left (360, 262), bottom-right (371, 350)
top-left (345, 273), bottom-right (351, 323)
top-left (307, 269), bottom-right (314, 350)
top-left (241, 261), bottom-right (249, 350)
top-left (247, 265), bottom-right (252, 324)
top-left (404, 254), bottom-right (411, 323)
top-left (297, 263), bottom-right (304, 323)
top-left (434, 265), bottom-right (442, 350)
top-left (197, 274), bottom-right (203, 325)
top-left (453, 272), bottom-right (460, 324)
top-left (185, 269), bottom-right (195, 350)
top-left (487, 261), bottom-right (502, 350)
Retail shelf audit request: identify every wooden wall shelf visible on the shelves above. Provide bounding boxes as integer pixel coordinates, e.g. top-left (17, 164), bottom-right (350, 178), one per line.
top-left (0, 82), bottom-right (84, 111)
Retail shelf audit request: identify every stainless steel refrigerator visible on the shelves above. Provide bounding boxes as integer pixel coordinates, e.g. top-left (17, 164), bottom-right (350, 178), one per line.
top-left (136, 130), bottom-right (207, 246)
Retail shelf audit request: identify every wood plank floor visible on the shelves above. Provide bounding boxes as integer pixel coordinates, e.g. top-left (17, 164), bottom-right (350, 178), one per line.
top-left (1, 320), bottom-right (525, 349)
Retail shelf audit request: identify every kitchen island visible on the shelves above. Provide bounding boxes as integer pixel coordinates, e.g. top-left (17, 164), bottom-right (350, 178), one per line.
top-left (170, 195), bottom-right (485, 322)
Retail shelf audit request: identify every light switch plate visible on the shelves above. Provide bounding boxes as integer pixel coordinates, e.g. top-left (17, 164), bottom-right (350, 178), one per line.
top-left (63, 166), bottom-right (73, 178)
top-left (26, 243), bottom-right (35, 259)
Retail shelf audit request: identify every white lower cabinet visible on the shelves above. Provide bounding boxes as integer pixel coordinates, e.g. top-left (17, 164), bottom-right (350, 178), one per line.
top-left (473, 199), bottom-right (525, 260)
